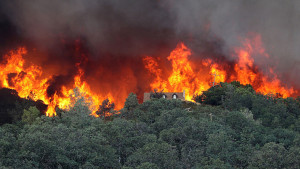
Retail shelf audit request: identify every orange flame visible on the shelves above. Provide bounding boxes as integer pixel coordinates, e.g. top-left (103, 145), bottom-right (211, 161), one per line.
top-left (144, 36), bottom-right (295, 100)
top-left (231, 35), bottom-right (294, 97)
top-left (0, 34), bottom-right (296, 117)
top-left (144, 43), bottom-right (212, 101)
top-left (0, 48), bottom-right (119, 116)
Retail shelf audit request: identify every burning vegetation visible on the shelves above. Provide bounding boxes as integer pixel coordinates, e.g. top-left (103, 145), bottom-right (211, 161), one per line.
top-left (1, 1), bottom-right (300, 168)
top-left (0, 1), bottom-right (299, 117)
top-left (0, 33), bottom-right (297, 116)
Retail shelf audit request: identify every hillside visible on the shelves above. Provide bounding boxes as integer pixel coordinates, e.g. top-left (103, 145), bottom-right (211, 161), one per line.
top-left (0, 82), bottom-right (300, 169)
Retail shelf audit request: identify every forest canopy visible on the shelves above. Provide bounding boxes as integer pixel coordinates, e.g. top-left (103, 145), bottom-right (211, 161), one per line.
top-left (0, 82), bottom-right (300, 169)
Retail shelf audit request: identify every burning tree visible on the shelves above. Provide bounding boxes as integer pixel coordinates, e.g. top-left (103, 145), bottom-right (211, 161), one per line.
top-left (150, 89), bottom-right (164, 99)
top-left (96, 99), bottom-right (115, 119)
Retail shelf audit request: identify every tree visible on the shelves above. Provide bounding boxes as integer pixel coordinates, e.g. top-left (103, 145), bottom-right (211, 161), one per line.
top-left (223, 85), bottom-right (254, 110)
top-left (0, 126), bottom-right (17, 167)
top-left (150, 89), bottom-right (164, 99)
top-left (136, 162), bottom-right (159, 169)
top-left (249, 142), bottom-right (287, 169)
top-left (137, 98), bottom-right (182, 124)
top-left (121, 93), bottom-right (139, 119)
top-left (22, 106), bottom-right (40, 124)
top-left (99, 118), bottom-right (155, 165)
top-left (181, 140), bottom-right (205, 168)
top-left (286, 146), bottom-right (300, 168)
top-left (193, 82), bottom-right (254, 107)
top-left (206, 130), bottom-right (237, 165)
top-left (195, 158), bottom-right (232, 169)
top-left (225, 111), bottom-right (254, 135)
top-left (193, 85), bottom-right (226, 105)
top-left (124, 93), bottom-right (139, 110)
top-left (126, 142), bottom-right (180, 168)
top-left (11, 118), bottom-right (119, 168)
top-left (151, 108), bottom-right (188, 135)
top-left (96, 99), bottom-right (115, 119)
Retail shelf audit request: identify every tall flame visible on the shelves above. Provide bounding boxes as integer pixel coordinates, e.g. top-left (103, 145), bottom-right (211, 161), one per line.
top-left (0, 34), bottom-right (297, 116)
top-left (0, 48), bottom-right (119, 116)
top-left (144, 35), bottom-right (295, 100)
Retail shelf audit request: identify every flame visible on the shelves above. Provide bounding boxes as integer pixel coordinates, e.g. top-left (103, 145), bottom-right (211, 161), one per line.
top-left (144, 43), bottom-right (212, 101)
top-left (144, 35), bottom-right (295, 100)
top-left (0, 48), bottom-right (119, 116)
top-left (231, 35), bottom-right (294, 97)
top-left (0, 48), bottom-right (51, 112)
top-left (0, 34), bottom-right (297, 117)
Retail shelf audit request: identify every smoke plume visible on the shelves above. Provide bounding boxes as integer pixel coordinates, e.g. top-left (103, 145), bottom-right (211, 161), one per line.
top-left (0, 0), bottom-right (299, 101)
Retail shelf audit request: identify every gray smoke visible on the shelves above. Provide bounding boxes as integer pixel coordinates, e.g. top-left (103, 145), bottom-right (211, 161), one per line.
top-left (0, 0), bottom-right (176, 56)
top-left (166, 0), bottom-right (300, 87)
top-left (1, 0), bottom-right (299, 88)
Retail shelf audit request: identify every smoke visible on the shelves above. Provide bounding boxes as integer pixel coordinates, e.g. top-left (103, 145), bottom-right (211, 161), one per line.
top-left (0, 0), bottom-right (177, 57)
top-left (166, 0), bottom-right (300, 87)
top-left (0, 0), bottom-right (299, 90)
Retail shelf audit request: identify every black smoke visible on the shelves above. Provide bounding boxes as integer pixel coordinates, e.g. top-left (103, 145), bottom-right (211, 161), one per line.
top-left (0, 0), bottom-right (299, 96)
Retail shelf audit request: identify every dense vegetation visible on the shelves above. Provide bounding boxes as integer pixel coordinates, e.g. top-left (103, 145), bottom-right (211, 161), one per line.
top-left (1, 82), bottom-right (300, 168)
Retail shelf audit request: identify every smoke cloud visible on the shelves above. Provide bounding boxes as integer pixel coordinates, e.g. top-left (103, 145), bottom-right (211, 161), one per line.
top-left (0, 0), bottom-right (299, 90)
top-left (166, 0), bottom-right (300, 87)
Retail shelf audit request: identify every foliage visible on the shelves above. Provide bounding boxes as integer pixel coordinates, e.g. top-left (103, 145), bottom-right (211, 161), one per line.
top-left (0, 83), bottom-right (300, 168)
top-left (249, 142), bottom-right (287, 168)
top-left (22, 106), bottom-right (40, 124)
top-left (96, 99), bottom-right (115, 119)
top-left (150, 89), bottom-right (164, 99)
top-left (125, 142), bottom-right (180, 168)
top-left (120, 93), bottom-right (139, 120)
top-left (193, 81), bottom-right (254, 107)
top-left (193, 85), bottom-right (226, 105)
top-left (0, 88), bottom-right (45, 125)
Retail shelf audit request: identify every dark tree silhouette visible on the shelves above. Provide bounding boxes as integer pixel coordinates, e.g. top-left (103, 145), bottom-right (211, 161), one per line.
top-left (150, 89), bottom-right (164, 99)
top-left (96, 99), bottom-right (115, 119)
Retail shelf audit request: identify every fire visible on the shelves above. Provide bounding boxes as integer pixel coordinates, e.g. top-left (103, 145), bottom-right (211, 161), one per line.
top-left (0, 48), bottom-right (118, 116)
top-left (0, 48), bottom-right (51, 110)
top-left (231, 35), bottom-right (294, 97)
top-left (143, 56), bottom-right (167, 90)
top-left (144, 43), bottom-right (213, 101)
top-left (144, 35), bottom-right (295, 100)
top-left (0, 34), bottom-right (297, 117)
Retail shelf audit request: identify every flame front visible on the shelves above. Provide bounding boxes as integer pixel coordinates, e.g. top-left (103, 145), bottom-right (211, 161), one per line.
top-left (144, 35), bottom-right (295, 100)
top-left (0, 34), bottom-right (297, 116)
top-left (0, 48), bottom-right (118, 116)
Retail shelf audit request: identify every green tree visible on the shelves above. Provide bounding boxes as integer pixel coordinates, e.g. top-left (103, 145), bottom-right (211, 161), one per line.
top-left (249, 142), bottom-right (287, 169)
top-left (136, 98), bottom-right (182, 124)
top-left (223, 85), bottom-right (254, 110)
top-left (126, 142), bottom-right (181, 169)
top-left (121, 93), bottom-right (139, 119)
top-left (136, 162), bottom-right (159, 169)
top-left (195, 158), bottom-right (232, 169)
top-left (13, 119), bottom-right (118, 168)
top-left (22, 106), bottom-right (40, 124)
top-left (181, 140), bottom-right (205, 168)
top-left (0, 126), bottom-right (17, 167)
top-left (225, 111), bottom-right (254, 136)
top-left (194, 85), bottom-right (226, 106)
top-left (151, 108), bottom-right (188, 135)
top-left (96, 99), bottom-right (115, 120)
top-left (99, 118), bottom-right (155, 165)
top-left (286, 146), bottom-right (300, 169)
top-left (206, 130), bottom-right (237, 165)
